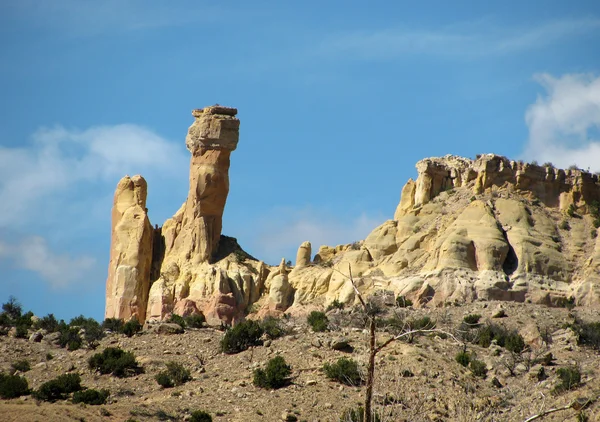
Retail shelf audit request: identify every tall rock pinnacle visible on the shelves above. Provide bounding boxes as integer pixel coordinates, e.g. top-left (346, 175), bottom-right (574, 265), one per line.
top-left (105, 175), bottom-right (153, 322)
top-left (182, 106), bottom-right (240, 263)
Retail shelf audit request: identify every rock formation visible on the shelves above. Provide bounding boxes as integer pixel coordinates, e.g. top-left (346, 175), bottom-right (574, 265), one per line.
top-left (106, 114), bottom-right (600, 324)
top-left (105, 175), bottom-right (153, 322)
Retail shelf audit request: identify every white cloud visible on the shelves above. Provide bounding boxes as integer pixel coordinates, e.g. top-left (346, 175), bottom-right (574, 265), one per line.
top-left (316, 18), bottom-right (600, 60)
top-left (0, 124), bottom-right (187, 227)
top-left (249, 208), bottom-right (384, 265)
top-left (522, 73), bottom-right (600, 171)
top-left (0, 237), bottom-right (95, 288)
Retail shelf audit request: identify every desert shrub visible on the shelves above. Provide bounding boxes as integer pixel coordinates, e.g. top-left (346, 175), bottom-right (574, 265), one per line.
top-left (253, 355), bottom-right (291, 389)
top-left (470, 359), bottom-right (487, 378)
top-left (185, 314), bottom-right (206, 328)
top-left (261, 317), bottom-right (287, 340)
top-left (555, 296), bottom-right (576, 310)
top-left (0, 373), bottom-right (29, 399)
top-left (59, 327), bottom-right (83, 351)
top-left (88, 347), bottom-right (142, 378)
top-left (168, 314), bottom-right (186, 329)
top-left (102, 318), bottom-right (124, 333)
top-left (327, 299), bottom-right (345, 312)
top-left (591, 229), bottom-right (598, 239)
top-left (35, 314), bottom-right (60, 332)
top-left (2, 296), bottom-right (22, 321)
top-left (323, 357), bottom-right (363, 386)
top-left (567, 204), bottom-right (576, 217)
top-left (122, 318), bottom-right (142, 337)
top-left (33, 373), bottom-right (82, 402)
top-left (340, 407), bottom-right (382, 422)
top-left (559, 220), bottom-right (570, 230)
top-left (406, 316), bottom-right (435, 330)
top-left (155, 362), bottom-right (191, 388)
top-left (46, 353), bottom-right (54, 361)
top-left (307, 311), bottom-right (328, 332)
top-left (68, 316), bottom-right (103, 344)
top-left (11, 360), bottom-right (30, 373)
top-left (455, 351), bottom-right (471, 367)
top-left (505, 331), bottom-right (526, 353)
top-left (571, 320), bottom-right (600, 350)
top-left (475, 323), bottom-right (508, 348)
top-left (190, 410), bottom-right (213, 422)
top-left (463, 314), bottom-right (481, 325)
top-left (554, 366), bottom-right (581, 393)
top-left (72, 388), bottom-right (110, 405)
top-left (220, 320), bottom-right (264, 354)
top-left (395, 295), bottom-right (413, 308)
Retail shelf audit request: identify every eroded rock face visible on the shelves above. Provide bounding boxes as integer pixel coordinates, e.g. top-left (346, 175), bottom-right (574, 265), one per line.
top-left (105, 175), bottom-right (153, 322)
top-left (284, 154), bottom-right (600, 310)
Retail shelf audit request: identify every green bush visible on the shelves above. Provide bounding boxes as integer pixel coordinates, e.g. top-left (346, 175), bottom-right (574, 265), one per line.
top-left (463, 314), bottom-right (481, 325)
top-left (572, 320), bottom-right (600, 350)
top-left (102, 318), bottom-right (124, 333)
top-left (220, 320), bottom-right (264, 354)
top-left (470, 360), bottom-right (487, 378)
top-left (33, 373), bottom-right (82, 402)
top-left (475, 323), bottom-right (508, 348)
top-left (2, 296), bottom-right (22, 321)
top-left (559, 220), bottom-right (570, 230)
top-left (323, 357), bottom-right (363, 386)
top-left (72, 388), bottom-right (110, 405)
top-left (59, 327), bottom-right (82, 350)
top-left (68, 316), bottom-right (103, 344)
top-left (190, 410), bottom-right (213, 422)
top-left (307, 311), bottom-right (328, 332)
top-left (505, 331), bottom-right (526, 353)
top-left (326, 299), bottom-right (345, 312)
top-left (185, 314), bottom-right (206, 329)
top-left (261, 317), bottom-right (287, 339)
top-left (122, 318), bottom-right (142, 337)
top-left (395, 295), bottom-right (413, 308)
top-left (168, 314), bottom-right (186, 329)
top-left (340, 407), bottom-right (381, 422)
top-left (253, 355), bottom-right (291, 389)
top-left (455, 351), bottom-right (471, 367)
top-left (34, 314), bottom-right (60, 332)
top-left (11, 360), bottom-right (30, 373)
top-left (0, 373), bottom-right (29, 399)
top-left (406, 316), bottom-right (435, 330)
top-left (155, 362), bottom-right (191, 388)
top-left (555, 366), bottom-right (581, 393)
top-left (88, 347), bottom-right (142, 378)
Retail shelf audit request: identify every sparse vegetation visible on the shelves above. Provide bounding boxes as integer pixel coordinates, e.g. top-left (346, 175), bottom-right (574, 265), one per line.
top-left (102, 317), bottom-right (124, 333)
top-left (559, 220), bottom-right (570, 230)
top-left (34, 313), bottom-right (60, 332)
top-left (0, 373), bottom-right (29, 399)
top-left (253, 355), bottom-right (291, 389)
top-left (33, 373), bottom-right (82, 402)
top-left (190, 410), bottom-right (213, 422)
top-left (220, 320), bottom-right (264, 354)
top-left (462, 314), bottom-right (481, 325)
top-left (395, 295), bottom-right (412, 308)
top-left (340, 407), bottom-right (381, 422)
top-left (323, 357), bottom-right (363, 386)
top-left (155, 361), bottom-right (191, 388)
top-left (185, 313), bottom-right (206, 328)
top-left (167, 314), bottom-right (186, 329)
top-left (554, 366), bottom-right (581, 393)
top-left (260, 316), bottom-right (287, 340)
top-left (11, 359), bottom-right (30, 373)
top-left (570, 319), bottom-right (600, 350)
top-left (72, 388), bottom-right (110, 405)
top-left (455, 350), bottom-right (471, 367)
top-left (88, 347), bottom-right (143, 378)
top-left (469, 359), bottom-right (487, 378)
top-left (307, 311), bottom-right (329, 332)
top-left (122, 318), bottom-right (143, 337)
top-left (327, 299), bottom-right (345, 312)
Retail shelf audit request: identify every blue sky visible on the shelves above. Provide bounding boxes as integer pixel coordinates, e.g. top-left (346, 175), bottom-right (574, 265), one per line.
top-left (0, 1), bottom-right (599, 321)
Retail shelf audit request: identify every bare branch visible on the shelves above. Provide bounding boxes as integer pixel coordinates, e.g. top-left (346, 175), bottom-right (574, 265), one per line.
top-left (523, 399), bottom-right (592, 422)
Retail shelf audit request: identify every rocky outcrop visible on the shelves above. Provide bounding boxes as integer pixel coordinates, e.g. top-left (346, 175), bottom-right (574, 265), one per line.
top-left (107, 122), bottom-right (600, 323)
top-left (285, 154), bottom-right (600, 309)
top-left (295, 241), bottom-right (312, 268)
top-left (105, 175), bottom-right (153, 322)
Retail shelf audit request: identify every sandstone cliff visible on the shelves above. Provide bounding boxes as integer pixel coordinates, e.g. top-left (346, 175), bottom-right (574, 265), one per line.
top-left (285, 154), bottom-right (600, 310)
top-left (106, 112), bottom-right (600, 324)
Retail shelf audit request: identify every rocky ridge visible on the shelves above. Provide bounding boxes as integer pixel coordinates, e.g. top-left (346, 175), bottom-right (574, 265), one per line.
top-left (105, 107), bottom-right (600, 326)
